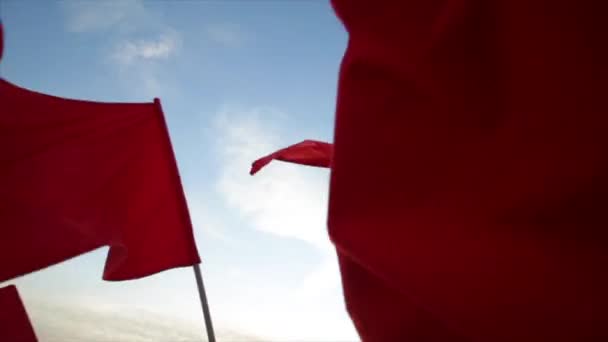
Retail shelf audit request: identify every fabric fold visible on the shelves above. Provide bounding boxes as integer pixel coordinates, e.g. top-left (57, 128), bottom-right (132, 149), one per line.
top-left (1, 79), bottom-right (200, 282)
top-left (250, 139), bottom-right (332, 175)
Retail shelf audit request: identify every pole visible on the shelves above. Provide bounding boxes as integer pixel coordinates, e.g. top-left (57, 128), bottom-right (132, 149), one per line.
top-left (193, 263), bottom-right (216, 342)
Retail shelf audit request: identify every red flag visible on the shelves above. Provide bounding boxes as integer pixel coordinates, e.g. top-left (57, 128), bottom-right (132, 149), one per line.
top-left (329, 1), bottom-right (608, 341)
top-left (0, 285), bottom-right (38, 342)
top-left (250, 140), bottom-right (332, 175)
top-left (0, 78), bottom-right (200, 281)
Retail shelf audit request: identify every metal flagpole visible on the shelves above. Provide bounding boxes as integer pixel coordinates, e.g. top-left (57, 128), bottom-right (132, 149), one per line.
top-left (193, 263), bottom-right (216, 342)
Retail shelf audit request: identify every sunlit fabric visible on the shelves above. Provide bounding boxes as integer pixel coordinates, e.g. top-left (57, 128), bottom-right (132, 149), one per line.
top-left (0, 78), bottom-right (200, 281)
top-left (250, 140), bottom-right (333, 175)
top-left (0, 285), bottom-right (38, 342)
top-left (329, 1), bottom-right (608, 341)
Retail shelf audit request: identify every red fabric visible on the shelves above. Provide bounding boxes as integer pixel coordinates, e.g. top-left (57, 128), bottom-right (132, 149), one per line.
top-left (0, 79), bottom-right (200, 281)
top-left (250, 140), bottom-right (333, 175)
top-left (0, 285), bottom-right (38, 342)
top-left (329, 1), bottom-right (608, 341)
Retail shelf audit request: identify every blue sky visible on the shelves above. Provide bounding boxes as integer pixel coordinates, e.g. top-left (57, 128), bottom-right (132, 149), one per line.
top-left (1, 1), bottom-right (355, 341)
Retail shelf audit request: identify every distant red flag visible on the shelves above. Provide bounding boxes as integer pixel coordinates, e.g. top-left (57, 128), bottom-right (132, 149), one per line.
top-left (0, 286), bottom-right (38, 342)
top-left (250, 140), bottom-right (332, 175)
top-left (0, 78), bottom-right (200, 281)
top-left (326, 1), bottom-right (608, 341)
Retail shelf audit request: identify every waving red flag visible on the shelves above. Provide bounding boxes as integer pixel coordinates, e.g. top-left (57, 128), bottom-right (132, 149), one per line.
top-left (250, 140), bottom-right (332, 175)
top-left (0, 286), bottom-right (38, 342)
top-left (0, 78), bottom-right (200, 281)
top-left (328, 1), bottom-right (608, 341)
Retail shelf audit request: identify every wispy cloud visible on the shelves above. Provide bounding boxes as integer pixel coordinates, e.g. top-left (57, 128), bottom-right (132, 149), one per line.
top-left (111, 29), bottom-right (182, 66)
top-left (214, 107), bottom-right (332, 251)
top-left (104, 26), bottom-right (182, 99)
top-left (64, 0), bottom-right (179, 66)
top-left (211, 106), bottom-right (358, 341)
top-left (205, 24), bottom-right (245, 48)
top-left (294, 258), bottom-right (342, 301)
top-left (186, 194), bottom-right (238, 246)
top-left (63, 0), bottom-right (179, 99)
top-left (25, 299), bottom-right (260, 342)
top-left (62, 0), bottom-right (148, 33)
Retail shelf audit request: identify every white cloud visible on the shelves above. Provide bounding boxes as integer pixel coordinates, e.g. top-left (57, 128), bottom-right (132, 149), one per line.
top-left (105, 28), bottom-right (182, 99)
top-left (294, 258), bottom-right (342, 301)
top-left (63, 0), bottom-right (148, 33)
top-left (186, 194), bottom-right (237, 246)
top-left (24, 299), bottom-right (260, 342)
top-left (205, 24), bottom-right (245, 48)
top-left (111, 29), bottom-right (182, 66)
top-left (63, 0), bottom-right (180, 99)
top-left (210, 105), bottom-right (358, 342)
top-left (214, 107), bottom-right (333, 252)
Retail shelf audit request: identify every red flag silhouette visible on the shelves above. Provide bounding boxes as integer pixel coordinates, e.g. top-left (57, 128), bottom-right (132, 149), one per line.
top-left (250, 140), bottom-right (332, 175)
top-left (0, 286), bottom-right (38, 342)
top-left (328, 1), bottom-right (608, 341)
top-left (0, 78), bottom-right (200, 281)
